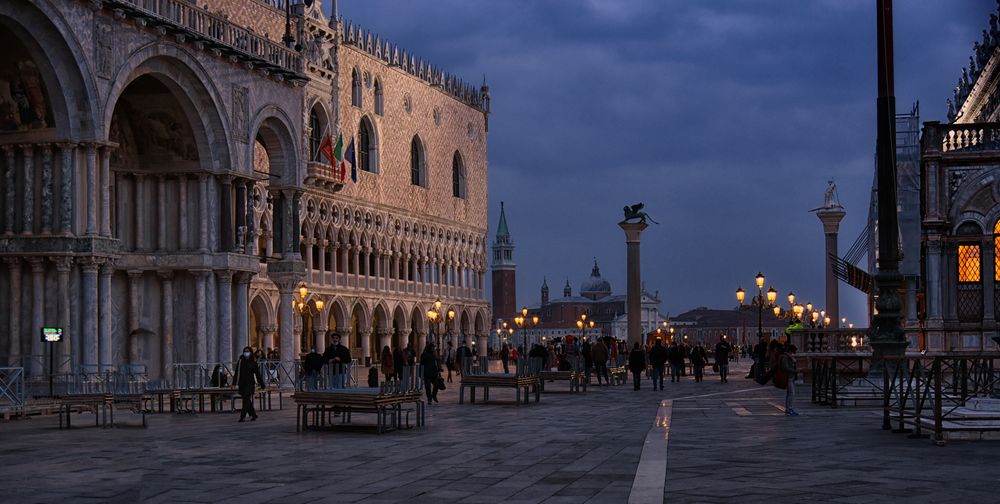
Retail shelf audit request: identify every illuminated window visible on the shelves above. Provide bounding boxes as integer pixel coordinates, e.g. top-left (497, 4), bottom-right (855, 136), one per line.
top-left (958, 245), bottom-right (981, 283)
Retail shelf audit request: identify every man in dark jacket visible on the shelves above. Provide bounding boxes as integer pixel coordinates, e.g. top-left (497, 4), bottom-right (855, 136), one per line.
top-left (715, 336), bottom-right (733, 383)
top-left (303, 347), bottom-right (325, 391)
top-left (648, 339), bottom-right (668, 390)
top-left (323, 333), bottom-right (351, 388)
top-left (456, 340), bottom-right (472, 376)
top-left (499, 343), bottom-right (510, 374)
top-left (628, 342), bottom-right (646, 391)
top-left (667, 341), bottom-right (684, 382)
top-left (234, 346), bottom-right (264, 422)
top-left (421, 343), bottom-right (441, 404)
top-left (689, 342), bottom-right (708, 382)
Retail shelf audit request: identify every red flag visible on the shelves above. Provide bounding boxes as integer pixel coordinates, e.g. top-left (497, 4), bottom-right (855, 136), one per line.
top-left (319, 134), bottom-right (335, 167)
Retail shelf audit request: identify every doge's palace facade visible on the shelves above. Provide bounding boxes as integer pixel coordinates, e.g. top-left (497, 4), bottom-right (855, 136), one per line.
top-left (0, 0), bottom-right (490, 383)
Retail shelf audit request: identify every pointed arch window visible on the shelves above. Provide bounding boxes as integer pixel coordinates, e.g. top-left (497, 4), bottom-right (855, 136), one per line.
top-left (351, 68), bottom-right (362, 107)
top-left (359, 117), bottom-right (378, 173)
top-left (309, 106), bottom-right (325, 162)
top-left (410, 135), bottom-right (426, 187)
top-left (452, 151), bottom-right (466, 198)
top-left (374, 79), bottom-right (384, 116)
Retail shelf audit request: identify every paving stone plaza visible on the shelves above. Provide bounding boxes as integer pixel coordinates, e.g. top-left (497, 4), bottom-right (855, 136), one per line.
top-left (0, 363), bottom-right (995, 504)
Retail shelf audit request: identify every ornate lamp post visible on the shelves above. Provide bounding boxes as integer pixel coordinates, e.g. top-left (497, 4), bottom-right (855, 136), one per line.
top-left (737, 272), bottom-right (777, 343)
top-left (576, 313), bottom-right (595, 342)
top-left (513, 306), bottom-right (539, 352)
top-left (426, 298), bottom-right (454, 358)
top-left (293, 286), bottom-right (324, 353)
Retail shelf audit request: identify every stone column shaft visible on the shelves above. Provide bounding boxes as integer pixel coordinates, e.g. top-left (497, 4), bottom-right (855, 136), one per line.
top-left (85, 144), bottom-right (97, 236)
top-left (220, 176), bottom-right (233, 252)
top-left (361, 329), bottom-right (371, 366)
top-left (178, 176), bottom-right (188, 250)
top-left (194, 271), bottom-right (208, 364)
top-left (58, 143), bottom-right (74, 235)
top-left (235, 179), bottom-right (247, 252)
top-left (55, 258), bottom-right (73, 372)
top-left (318, 241), bottom-right (326, 284)
top-left (278, 285), bottom-right (295, 385)
top-left (3, 146), bottom-right (15, 235)
top-left (217, 271), bottom-right (233, 365)
top-left (21, 144), bottom-right (34, 235)
top-left (99, 146), bottom-right (112, 237)
top-left (927, 239), bottom-right (943, 322)
top-left (5, 259), bottom-right (21, 364)
top-left (159, 271), bottom-right (175, 382)
top-left (98, 263), bottom-right (113, 369)
top-left (134, 175), bottom-right (146, 251)
top-left (80, 260), bottom-right (99, 367)
top-left (40, 145), bottom-right (53, 234)
top-left (128, 271), bottom-right (142, 363)
top-left (157, 176), bottom-right (167, 251)
top-left (198, 175), bottom-right (209, 251)
top-left (234, 273), bottom-right (250, 362)
top-left (619, 222), bottom-right (648, 345)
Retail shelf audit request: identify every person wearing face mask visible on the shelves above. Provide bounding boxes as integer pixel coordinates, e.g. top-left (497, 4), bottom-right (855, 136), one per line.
top-left (233, 346), bottom-right (265, 422)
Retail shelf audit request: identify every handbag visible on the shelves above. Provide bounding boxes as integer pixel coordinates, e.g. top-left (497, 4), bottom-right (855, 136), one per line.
top-left (711, 363), bottom-right (719, 373)
top-left (436, 377), bottom-right (446, 391)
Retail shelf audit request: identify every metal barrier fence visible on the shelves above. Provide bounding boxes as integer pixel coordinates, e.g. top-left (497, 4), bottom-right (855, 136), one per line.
top-left (0, 367), bottom-right (25, 415)
top-left (882, 352), bottom-right (1000, 445)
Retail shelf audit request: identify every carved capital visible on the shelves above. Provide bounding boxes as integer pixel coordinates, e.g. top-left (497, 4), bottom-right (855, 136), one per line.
top-left (27, 257), bottom-right (46, 273)
top-left (78, 257), bottom-right (101, 273)
top-left (216, 270), bottom-right (234, 284)
top-left (2, 257), bottom-right (22, 269)
top-left (127, 269), bottom-right (144, 280)
top-left (99, 261), bottom-right (114, 276)
top-left (157, 270), bottom-right (175, 281)
top-left (53, 256), bottom-right (73, 273)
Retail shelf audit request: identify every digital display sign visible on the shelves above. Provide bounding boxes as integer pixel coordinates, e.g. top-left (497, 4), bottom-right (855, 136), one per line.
top-left (41, 327), bottom-right (63, 343)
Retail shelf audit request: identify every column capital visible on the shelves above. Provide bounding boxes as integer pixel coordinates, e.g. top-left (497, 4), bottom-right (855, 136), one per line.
top-left (78, 257), bottom-right (101, 273)
top-left (2, 256), bottom-right (22, 268)
top-left (190, 268), bottom-right (213, 279)
top-left (157, 270), bottom-right (175, 281)
top-left (127, 269), bottom-right (144, 280)
top-left (234, 271), bottom-right (255, 284)
top-left (216, 270), bottom-right (234, 284)
top-left (56, 141), bottom-right (78, 151)
top-left (335, 326), bottom-right (350, 336)
top-left (0, 144), bottom-right (16, 154)
top-left (53, 256), bottom-right (73, 272)
top-left (26, 257), bottom-right (46, 273)
top-left (99, 261), bottom-right (114, 276)
top-left (219, 174), bottom-right (233, 184)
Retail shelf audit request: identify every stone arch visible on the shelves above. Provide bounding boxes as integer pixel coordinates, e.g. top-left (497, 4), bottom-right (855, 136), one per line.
top-left (0, 0), bottom-right (99, 139)
top-left (349, 298), bottom-right (371, 351)
top-left (249, 107), bottom-right (299, 185)
top-left (104, 46), bottom-right (230, 169)
top-left (307, 98), bottom-right (330, 162)
top-left (249, 291), bottom-right (276, 351)
top-left (452, 150), bottom-right (467, 198)
top-left (410, 134), bottom-right (427, 187)
top-left (327, 296), bottom-right (349, 334)
top-left (410, 303), bottom-right (427, 344)
top-left (391, 303), bottom-right (408, 349)
top-left (372, 300), bottom-right (391, 332)
top-left (475, 308), bottom-right (487, 335)
top-left (460, 308), bottom-right (472, 338)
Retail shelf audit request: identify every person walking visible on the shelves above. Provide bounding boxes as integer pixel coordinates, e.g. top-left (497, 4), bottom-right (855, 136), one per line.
top-left (233, 346), bottom-right (264, 422)
top-left (666, 340), bottom-right (683, 382)
top-left (779, 344), bottom-right (799, 416)
top-left (648, 338), bottom-right (667, 390)
top-left (444, 341), bottom-right (456, 383)
top-left (323, 333), bottom-right (352, 388)
top-left (689, 342), bottom-right (708, 382)
top-left (303, 347), bottom-right (325, 391)
top-left (714, 336), bottom-right (732, 383)
top-left (581, 339), bottom-right (593, 385)
top-left (592, 339), bottom-right (609, 385)
top-left (380, 345), bottom-right (394, 383)
top-left (457, 340), bottom-right (473, 376)
top-left (628, 342), bottom-right (646, 391)
top-left (421, 342), bottom-right (442, 404)
top-left (500, 342), bottom-right (510, 374)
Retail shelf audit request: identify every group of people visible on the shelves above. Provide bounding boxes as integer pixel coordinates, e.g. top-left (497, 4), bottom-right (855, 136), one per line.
top-left (748, 336), bottom-right (800, 416)
top-left (626, 336), bottom-right (735, 390)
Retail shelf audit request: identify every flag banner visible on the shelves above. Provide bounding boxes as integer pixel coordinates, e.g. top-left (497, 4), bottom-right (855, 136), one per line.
top-left (333, 133), bottom-right (345, 181)
top-left (345, 138), bottom-right (357, 183)
top-left (319, 134), bottom-right (335, 165)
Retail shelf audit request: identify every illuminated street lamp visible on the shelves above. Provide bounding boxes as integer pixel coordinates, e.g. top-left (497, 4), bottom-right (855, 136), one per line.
top-left (737, 273), bottom-right (779, 344)
top-left (514, 306), bottom-right (539, 353)
top-left (427, 298), bottom-right (455, 357)
top-left (576, 313), bottom-right (595, 343)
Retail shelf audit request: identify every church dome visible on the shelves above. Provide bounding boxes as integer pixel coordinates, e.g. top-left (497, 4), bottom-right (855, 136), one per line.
top-left (581, 260), bottom-right (611, 298)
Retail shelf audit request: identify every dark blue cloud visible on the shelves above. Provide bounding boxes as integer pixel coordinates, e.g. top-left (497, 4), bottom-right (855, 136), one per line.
top-left (328, 0), bottom-right (993, 324)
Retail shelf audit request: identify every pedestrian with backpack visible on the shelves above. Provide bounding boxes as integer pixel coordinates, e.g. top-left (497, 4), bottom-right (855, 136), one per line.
top-left (774, 344), bottom-right (799, 416)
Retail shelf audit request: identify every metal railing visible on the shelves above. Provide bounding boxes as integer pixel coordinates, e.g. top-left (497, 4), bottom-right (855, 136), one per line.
top-left (0, 368), bottom-right (24, 415)
top-left (882, 352), bottom-right (1000, 445)
top-left (107, 0), bottom-right (303, 77)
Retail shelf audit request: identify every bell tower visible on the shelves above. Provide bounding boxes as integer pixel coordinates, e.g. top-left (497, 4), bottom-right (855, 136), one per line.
top-left (491, 202), bottom-right (516, 322)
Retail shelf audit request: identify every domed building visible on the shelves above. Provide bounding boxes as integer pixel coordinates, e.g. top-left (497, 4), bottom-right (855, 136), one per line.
top-left (501, 260), bottom-right (667, 348)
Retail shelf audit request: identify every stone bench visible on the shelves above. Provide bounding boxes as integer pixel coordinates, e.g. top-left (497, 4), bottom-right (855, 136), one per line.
top-left (59, 393), bottom-right (146, 429)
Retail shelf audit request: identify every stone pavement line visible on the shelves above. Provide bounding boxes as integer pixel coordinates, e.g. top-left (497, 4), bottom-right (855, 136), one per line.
top-left (628, 399), bottom-right (671, 504)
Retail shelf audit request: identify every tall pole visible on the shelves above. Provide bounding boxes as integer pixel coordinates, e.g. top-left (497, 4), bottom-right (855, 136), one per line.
top-left (757, 289), bottom-right (763, 340)
top-left (872, 0), bottom-right (907, 360)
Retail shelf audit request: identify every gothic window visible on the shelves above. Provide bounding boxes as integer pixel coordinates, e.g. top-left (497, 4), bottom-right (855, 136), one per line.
top-left (374, 78), bottom-right (384, 116)
top-left (358, 117), bottom-right (378, 173)
top-left (410, 135), bottom-right (426, 187)
top-left (957, 221), bottom-right (984, 322)
top-left (309, 106), bottom-right (323, 161)
top-left (452, 151), bottom-right (466, 198)
top-left (351, 68), bottom-right (362, 107)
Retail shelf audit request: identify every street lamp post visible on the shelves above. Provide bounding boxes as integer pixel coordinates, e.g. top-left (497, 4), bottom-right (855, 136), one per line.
top-left (514, 306), bottom-right (539, 354)
top-left (576, 313), bottom-right (595, 343)
top-left (737, 272), bottom-right (777, 343)
top-left (293, 286), bottom-right (324, 354)
top-left (426, 298), bottom-right (454, 359)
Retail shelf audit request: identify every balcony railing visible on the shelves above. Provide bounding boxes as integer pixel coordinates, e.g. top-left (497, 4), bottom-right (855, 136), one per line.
top-left (931, 122), bottom-right (1000, 153)
top-left (105, 0), bottom-right (305, 80)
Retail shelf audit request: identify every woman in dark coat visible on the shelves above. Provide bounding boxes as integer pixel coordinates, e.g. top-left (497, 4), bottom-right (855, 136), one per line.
top-left (233, 346), bottom-right (264, 422)
top-left (421, 343), bottom-right (441, 404)
top-left (628, 342), bottom-right (647, 391)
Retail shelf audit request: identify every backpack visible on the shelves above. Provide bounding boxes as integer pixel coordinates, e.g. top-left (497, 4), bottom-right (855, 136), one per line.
top-left (367, 367), bottom-right (379, 387)
top-left (773, 355), bottom-right (788, 390)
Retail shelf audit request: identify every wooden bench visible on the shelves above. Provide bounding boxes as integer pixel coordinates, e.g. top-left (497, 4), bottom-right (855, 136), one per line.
top-left (538, 370), bottom-right (585, 393)
top-left (59, 393), bottom-right (146, 428)
top-left (459, 374), bottom-right (541, 405)
top-left (608, 366), bottom-right (628, 386)
top-left (292, 389), bottom-right (424, 434)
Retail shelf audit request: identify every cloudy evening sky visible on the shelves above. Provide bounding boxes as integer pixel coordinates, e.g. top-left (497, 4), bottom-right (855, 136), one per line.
top-left (326, 0), bottom-right (994, 324)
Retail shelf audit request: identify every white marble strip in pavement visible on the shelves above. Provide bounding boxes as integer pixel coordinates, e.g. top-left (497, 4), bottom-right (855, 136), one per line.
top-left (629, 399), bottom-right (671, 504)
